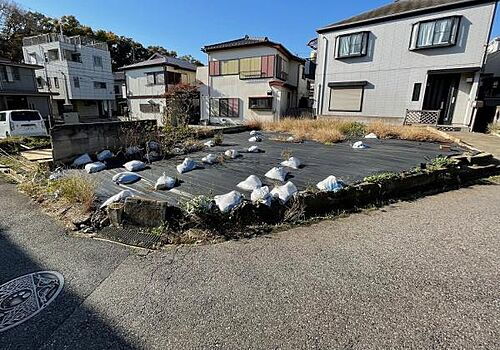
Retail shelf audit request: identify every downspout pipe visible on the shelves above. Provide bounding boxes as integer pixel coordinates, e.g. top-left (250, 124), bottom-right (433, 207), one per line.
top-left (319, 36), bottom-right (329, 117)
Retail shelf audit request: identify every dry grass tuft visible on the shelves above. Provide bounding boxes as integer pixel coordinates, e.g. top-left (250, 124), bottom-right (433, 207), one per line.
top-left (48, 175), bottom-right (97, 212)
top-left (246, 118), bottom-right (447, 144)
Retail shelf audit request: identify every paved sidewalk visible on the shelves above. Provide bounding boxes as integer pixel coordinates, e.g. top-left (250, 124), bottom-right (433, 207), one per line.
top-left (1, 179), bottom-right (499, 349)
top-left (450, 131), bottom-right (500, 158)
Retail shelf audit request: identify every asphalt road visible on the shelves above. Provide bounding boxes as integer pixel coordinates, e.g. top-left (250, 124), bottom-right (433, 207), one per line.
top-left (0, 178), bottom-right (498, 349)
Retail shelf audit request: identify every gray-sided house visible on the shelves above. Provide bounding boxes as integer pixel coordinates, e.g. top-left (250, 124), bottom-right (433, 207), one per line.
top-left (0, 57), bottom-right (54, 119)
top-left (313, 0), bottom-right (499, 130)
top-left (198, 36), bottom-right (310, 124)
top-left (119, 54), bottom-right (198, 124)
top-left (22, 34), bottom-right (115, 123)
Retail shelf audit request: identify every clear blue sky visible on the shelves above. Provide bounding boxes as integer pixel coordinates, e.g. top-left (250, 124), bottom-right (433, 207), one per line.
top-left (17, 0), bottom-right (500, 63)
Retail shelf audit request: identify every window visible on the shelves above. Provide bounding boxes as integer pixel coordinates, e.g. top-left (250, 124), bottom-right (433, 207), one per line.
top-left (249, 97), bottom-right (273, 110)
top-left (239, 57), bottom-right (261, 79)
top-left (329, 85), bottom-right (365, 112)
top-left (46, 49), bottom-right (59, 61)
top-left (71, 52), bottom-right (82, 63)
top-left (93, 81), bottom-right (106, 89)
top-left (220, 59), bottom-right (239, 75)
top-left (114, 85), bottom-right (120, 94)
top-left (10, 111), bottom-right (42, 121)
top-left (12, 67), bottom-right (20, 80)
top-left (36, 76), bottom-right (43, 88)
top-left (337, 32), bottom-right (369, 58)
top-left (0, 112), bottom-right (6, 122)
top-left (209, 98), bottom-right (239, 117)
top-left (73, 77), bottom-right (80, 88)
top-left (167, 71), bottom-right (181, 85)
top-left (93, 55), bottom-right (103, 68)
top-left (0, 66), bottom-right (8, 82)
top-left (53, 77), bottom-right (59, 89)
top-left (412, 16), bottom-right (460, 49)
top-left (28, 53), bottom-right (38, 64)
top-left (275, 55), bottom-right (288, 80)
top-left (412, 83), bottom-right (422, 101)
top-left (140, 104), bottom-right (160, 113)
top-left (146, 71), bottom-right (164, 85)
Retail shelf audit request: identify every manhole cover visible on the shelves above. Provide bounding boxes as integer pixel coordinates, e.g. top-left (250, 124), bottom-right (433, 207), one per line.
top-left (0, 271), bottom-right (64, 333)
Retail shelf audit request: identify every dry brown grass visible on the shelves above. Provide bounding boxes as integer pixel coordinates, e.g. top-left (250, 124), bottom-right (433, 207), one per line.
top-left (246, 118), bottom-right (447, 144)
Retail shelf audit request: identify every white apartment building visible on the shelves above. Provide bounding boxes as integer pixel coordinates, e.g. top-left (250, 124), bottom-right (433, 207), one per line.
top-left (199, 36), bottom-right (311, 124)
top-left (22, 33), bottom-right (115, 122)
top-left (314, 0), bottom-right (498, 129)
top-left (120, 54), bottom-right (198, 124)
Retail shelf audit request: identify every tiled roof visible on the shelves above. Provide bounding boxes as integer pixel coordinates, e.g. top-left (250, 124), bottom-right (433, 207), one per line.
top-left (119, 54), bottom-right (198, 71)
top-left (202, 35), bottom-right (305, 62)
top-left (317, 0), bottom-right (495, 33)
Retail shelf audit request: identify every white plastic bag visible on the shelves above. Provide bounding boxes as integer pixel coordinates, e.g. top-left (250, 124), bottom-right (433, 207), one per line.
top-left (155, 172), bottom-right (176, 190)
top-left (249, 135), bottom-right (262, 142)
top-left (224, 149), bottom-right (239, 159)
top-left (316, 175), bottom-right (343, 192)
top-left (364, 133), bottom-right (378, 139)
top-left (287, 136), bottom-right (295, 142)
top-left (280, 157), bottom-right (302, 169)
top-left (237, 175), bottom-right (262, 191)
top-left (177, 158), bottom-right (198, 174)
top-left (124, 160), bottom-right (146, 172)
top-left (248, 145), bottom-right (261, 153)
top-left (112, 172), bottom-right (141, 184)
top-left (72, 153), bottom-right (92, 167)
top-left (85, 162), bottom-right (106, 174)
top-left (249, 130), bottom-right (261, 136)
top-left (214, 190), bottom-right (243, 213)
top-left (97, 150), bottom-right (114, 161)
top-left (100, 190), bottom-right (133, 209)
top-left (202, 154), bottom-right (218, 164)
top-left (271, 182), bottom-right (298, 203)
top-left (352, 141), bottom-right (369, 149)
top-left (204, 140), bottom-right (215, 147)
top-left (251, 186), bottom-right (272, 206)
top-left (265, 166), bottom-right (288, 182)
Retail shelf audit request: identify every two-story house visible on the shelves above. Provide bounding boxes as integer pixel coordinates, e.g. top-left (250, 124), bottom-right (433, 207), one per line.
top-left (22, 33), bottom-right (115, 122)
top-left (0, 57), bottom-right (53, 118)
top-left (119, 54), bottom-right (198, 123)
top-left (314, 0), bottom-right (498, 130)
top-left (199, 36), bottom-right (310, 124)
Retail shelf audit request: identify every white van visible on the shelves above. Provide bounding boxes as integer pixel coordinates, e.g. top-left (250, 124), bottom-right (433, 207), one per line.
top-left (0, 110), bottom-right (48, 138)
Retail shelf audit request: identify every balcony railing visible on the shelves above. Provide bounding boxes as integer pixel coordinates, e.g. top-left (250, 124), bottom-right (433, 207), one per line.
top-left (23, 34), bottom-right (108, 51)
top-left (239, 71), bottom-right (268, 80)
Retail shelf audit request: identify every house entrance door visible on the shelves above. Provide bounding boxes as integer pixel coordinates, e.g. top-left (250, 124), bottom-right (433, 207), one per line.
top-left (423, 73), bottom-right (460, 125)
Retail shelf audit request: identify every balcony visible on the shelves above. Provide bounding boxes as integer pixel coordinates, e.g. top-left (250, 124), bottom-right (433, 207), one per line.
top-left (239, 71), bottom-right (268, 80)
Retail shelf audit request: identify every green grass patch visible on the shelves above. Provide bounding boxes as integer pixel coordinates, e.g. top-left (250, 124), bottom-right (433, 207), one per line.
top-left (364, 172), bottom-right (401, 184)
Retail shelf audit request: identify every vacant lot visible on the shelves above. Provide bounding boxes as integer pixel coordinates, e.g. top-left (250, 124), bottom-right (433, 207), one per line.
top-left (86, 131), bottom-right (462, 206)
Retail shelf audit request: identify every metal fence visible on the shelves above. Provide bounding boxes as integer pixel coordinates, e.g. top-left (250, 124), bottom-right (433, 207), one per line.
top-left (403, 109), bottom-right (440, 126)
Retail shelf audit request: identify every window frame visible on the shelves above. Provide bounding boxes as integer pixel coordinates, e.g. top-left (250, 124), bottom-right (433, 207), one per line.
top-left (219, 59), bottom-right (240, 76)
top-left (328, 85), bottom-right (365, 112)
top-left (209, 98), bottom-right (239, 118)
top-left (53, 77), bottom-right (59, 89)
top-left (412, 83), bottom-right (422, 102)
top-left (248, 96), bottom-right (273, 111)
top-left (139, 103), bottom-right (160, 114)
top-left (335, 31), bottom-right (370, 59)
top-left (411, 16), bottom-right (461, 50)
top-left (93, 81), bottom-right (107, 89)
top-left (209, 55), bottom-right (275, 79)
top-left (93, 55), bottom-right (103, 68)
top-left (73, 76), bottom-right (80, 88)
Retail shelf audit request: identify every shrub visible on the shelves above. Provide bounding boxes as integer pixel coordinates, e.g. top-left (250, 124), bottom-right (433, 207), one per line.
top-left (183, 195), bottom-right (214, 216)
top-left (337, 121), bottom-right (367, 139)
top-left (364, 172), bottom-right (401, 184)
top-left (426, 156), bottom-right (457, 171)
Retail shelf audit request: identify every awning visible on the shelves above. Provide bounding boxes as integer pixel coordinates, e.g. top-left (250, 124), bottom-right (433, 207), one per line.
top-left (428, 67), bottom-right (481, 75)
top-left (0, 91), bottom-right (59, 97)
top-left (328, 81), bottom-right (369, 88)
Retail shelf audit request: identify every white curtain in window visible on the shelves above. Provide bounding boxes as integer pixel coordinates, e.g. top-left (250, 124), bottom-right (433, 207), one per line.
top-left (417, 22), bottom-right (435, 47)
top-left (350, 33), bottom-right (363, 55)
top-left (339, 36), bottom-right (351, 57)
top-left (434, 19), bottom-right (452, 44)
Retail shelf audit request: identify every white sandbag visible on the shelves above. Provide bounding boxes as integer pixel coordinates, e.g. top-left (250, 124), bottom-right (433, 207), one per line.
top-left (251, 186), bottom-right (272, 206)
top-left (249, 135), bottom-right (262, 142)
top-left (248, 145), bottom-right (261, 153)
top-left (125, 146), bottom-right (142, 156)
top-left (224, 149), bottom-right (239, 159)
top-left (364, 133), bottom-right (378, 139)
top-left (85, 162), bottom-right (106, 174)
top-left (287, 136), bottom-right (295, 142)
top-left (271, 182), bottom-right (298, 203)
top-left (352, 141), bottom-right (369, 149)
top-left (177, 158), bottom-right (198, 174)
top-left (280, 157), bottom-right (302, 169)
top-left (237, 175), bottom-right (262, 191)
top-left (100, 190), bottom-right (133, 209)
top-left (214, 190), bottom-right (243, 213)
top-left (202, 154), bottom-right (218, 164)
top-left (72, 153), bottom-right (92, 167)
top-left (155, 172), bottom-right (176, 190)
top-left (204, 140), bottom-right (215, 147)
top-left (316, 175), bottom-right (343, 192)
top-left (112, 172), bottom-right (141, 184)
top-left (249, 130), bottom-right (261, 136)
top-left (124, 160), bottom-right (146, 172)
top-left (265, 166), bottom-right (288, 182)
top-left (97, 150), bottom-right (114, 161)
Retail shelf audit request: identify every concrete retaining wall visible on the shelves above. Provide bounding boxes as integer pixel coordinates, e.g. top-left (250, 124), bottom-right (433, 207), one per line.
top-left (51, 120), bottom-right (157, 163)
